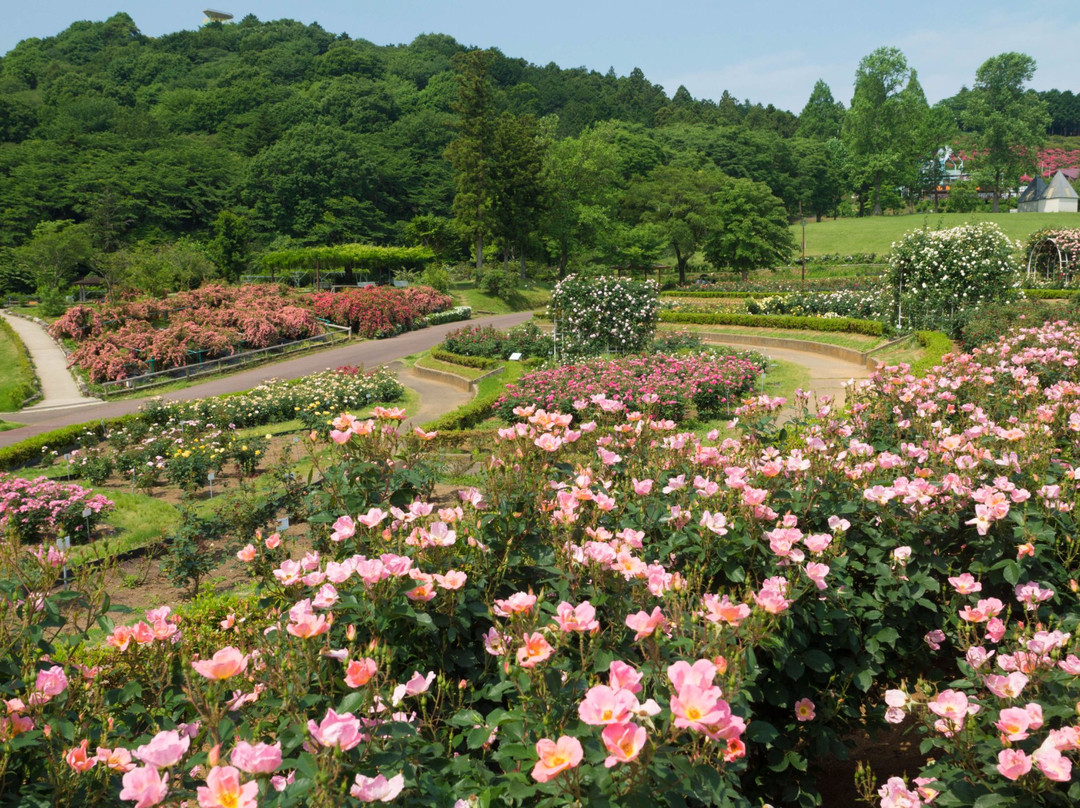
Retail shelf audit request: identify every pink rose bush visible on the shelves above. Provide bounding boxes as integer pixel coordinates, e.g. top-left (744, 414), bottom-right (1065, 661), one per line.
top-left (0, 474), bottom-right (114, 544)
top-left (11, 319), bottom-right (1080, 805)
top-left (496, 351), bottom-right (762, 422)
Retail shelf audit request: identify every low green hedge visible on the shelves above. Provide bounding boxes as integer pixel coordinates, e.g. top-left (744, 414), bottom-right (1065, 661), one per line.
top-left (660, 290), bottom-right (790, 299)
top-left (1022, 288), bottom-right (1080, 299)
top-left (910, 331), bottom-right (955, 377)
top-left (426, 306), bottom-right (473, 325)
top-left (429, 349), bottom-right (502, 370)
top-left (659, 310), bottom-right (886, 336)
top-left (0, 414), bottom-right (137, 471)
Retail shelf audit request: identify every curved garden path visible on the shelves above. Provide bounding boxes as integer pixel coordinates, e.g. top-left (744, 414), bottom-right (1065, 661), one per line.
top-left (0, 312), bottom-right (531, 449)
top-left (0, 310), bottom-right (878, 450)
top-left (0, 310), bottom-right (100, 412)
top-left (706, 339), bottom-right (874, 405)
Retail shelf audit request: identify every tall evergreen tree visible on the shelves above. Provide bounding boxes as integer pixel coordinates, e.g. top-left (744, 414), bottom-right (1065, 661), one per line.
top-left (445, 49), bottom-right (498, 274)
top-left (797, 79), bottom-right (845, 140)
top-left (489, 112), bottom-right (547, 275)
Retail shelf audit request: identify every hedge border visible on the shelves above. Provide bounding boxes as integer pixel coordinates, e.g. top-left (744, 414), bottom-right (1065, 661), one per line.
top-left (661, 290), bottom-right (792, 299)
top-left (659, 310), bottom-right (886, 336)
top-left (0, 415), bottom-right (139, 472)
top-left (429, 349), bottom-right (502, 370)
top-left (421, 363), bottom-right (525, 432)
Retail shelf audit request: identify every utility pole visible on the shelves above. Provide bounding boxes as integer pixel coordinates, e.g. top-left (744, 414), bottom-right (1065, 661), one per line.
top-left (800, 201), bottom-right (807, 288)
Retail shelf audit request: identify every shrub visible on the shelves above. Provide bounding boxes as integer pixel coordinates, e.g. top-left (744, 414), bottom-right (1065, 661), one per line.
top-left (496, 352), bottom-right (761, 422)
top-left (0, 474), bottom-right (114, 544)
top-left (479, 267), bottom-right (518, 300)
top-left (550, 274), bottom-right (659, 357)
top-left (889, 222), bottom-right (1022, 335)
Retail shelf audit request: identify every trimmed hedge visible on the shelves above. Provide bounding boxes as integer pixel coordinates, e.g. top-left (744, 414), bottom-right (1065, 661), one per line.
top-left (1022, 288), bottom-right (1080, 299)
top-left (659, 310), bottom-right (886, 336)
top-left (0, 415), bottom-right (137, 471)
top-left (429, 349), bottom-right (501, 370)
top-left (910, 331), bottom-right (955, 377)
top-left (661, 290), bottom-right (790, 299)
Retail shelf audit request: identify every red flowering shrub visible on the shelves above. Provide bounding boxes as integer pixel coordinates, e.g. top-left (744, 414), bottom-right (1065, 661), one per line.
top-left (309, 285), bottom-right (450, 338)
top-left (52, 285), bottom-right (325, 382)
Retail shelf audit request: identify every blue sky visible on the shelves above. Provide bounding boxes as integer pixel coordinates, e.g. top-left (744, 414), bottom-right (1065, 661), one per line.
top-left (3, 1), bottom-right (1078, 112)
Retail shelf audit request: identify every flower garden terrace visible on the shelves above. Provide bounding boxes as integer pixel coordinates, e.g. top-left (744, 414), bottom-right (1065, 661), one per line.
top-left (4, 322), bottom-right (1080, 806)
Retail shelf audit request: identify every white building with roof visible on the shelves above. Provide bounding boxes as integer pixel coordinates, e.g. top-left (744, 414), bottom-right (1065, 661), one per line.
top-left (1017, 171), bottom-right (1079, 213)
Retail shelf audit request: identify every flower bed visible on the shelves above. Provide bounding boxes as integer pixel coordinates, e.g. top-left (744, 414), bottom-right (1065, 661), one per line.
top-left (309, 286), bottom-right (452, 338)
top-left (139, 366), bottom-right (404, 433)
top-left (440, 322), bottom-right (552, 360)
top-left (746, 288), bottom-right (889, 321)
top-left (9, 322), bottom-right (1080, 806)
top-left (496, 352), bottom-right (763, 422)
top-left (51, 285), bottom-right (324, 382)
top-left (0, 474), bottom-right (114, 544)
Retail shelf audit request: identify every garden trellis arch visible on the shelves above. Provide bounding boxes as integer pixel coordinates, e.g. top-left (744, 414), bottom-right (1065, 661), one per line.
top-left (1026, 229), bottom-right (1080, 285)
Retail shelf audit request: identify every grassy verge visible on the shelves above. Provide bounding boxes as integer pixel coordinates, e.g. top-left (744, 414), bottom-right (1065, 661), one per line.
top-left (0, 315), bottom-right (38, 410)
top-left (69, 493), bottom-right (181, 567)
top-left (452, 280), bottom-right (551, 314)
top-left (659, 323), bottom-right (884, 351)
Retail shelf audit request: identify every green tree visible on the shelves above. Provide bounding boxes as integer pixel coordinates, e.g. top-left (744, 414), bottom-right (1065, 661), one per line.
top-left (17, 219), bottom-right (94, 292)
top-left (704, 179), bottom-right (796, 281)
top-left (211, 210), bottom-right (251, 283)
top-left (964, 53), bottom-right (1050, 212)
top-left (623, 164), bottom-right (729, 285)
top-left (843, 47), bottom-right (928, 215)
top-left (446, 49), bottom-right (498, 275)
top-left (797, 79), bottom-right (845, 140)
top-left (489, 112), bottom-right (547, 276)
top-left (539, 125), bottom-right (621, 277)
top-left (793, 138), bottom-right (846, 221)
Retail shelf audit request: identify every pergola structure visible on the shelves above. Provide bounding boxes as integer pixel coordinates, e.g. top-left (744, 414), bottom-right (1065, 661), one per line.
top-left (1026, 233), bottom-right (1075, 285)
top-left (203, 9), bottom-right (233, 23)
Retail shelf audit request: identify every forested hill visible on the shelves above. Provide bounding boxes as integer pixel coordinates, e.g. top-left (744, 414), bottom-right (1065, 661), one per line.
top-left (0, 12), bottom-right (799, 249)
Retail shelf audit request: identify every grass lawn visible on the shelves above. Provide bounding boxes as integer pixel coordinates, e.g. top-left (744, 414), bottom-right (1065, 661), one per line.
top-left (791, 212), bottom-right (1080, 257)
top-left (0, 317), bottom-right (36, 411)
top-left (452, 280), bottom-right (551, 314)
top-left (658, 323), bottom-right (885, 352)
top-left (69, 492), bottom-right (181, 566)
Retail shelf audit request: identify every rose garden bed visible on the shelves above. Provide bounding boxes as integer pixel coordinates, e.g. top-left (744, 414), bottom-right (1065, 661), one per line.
top-left (4, 314), bottom-right (1080, 807)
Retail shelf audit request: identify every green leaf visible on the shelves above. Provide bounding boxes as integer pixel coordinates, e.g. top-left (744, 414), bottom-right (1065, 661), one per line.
top-left (803, 649), bottom-right (834, 673)
top-left (973, 794), bottom-right (1012, 808)
top-left (746, 721), bottom-right (779, 744)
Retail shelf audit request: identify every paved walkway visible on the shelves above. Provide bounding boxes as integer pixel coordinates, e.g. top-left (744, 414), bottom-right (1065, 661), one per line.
top-left (708, 340), bottom-right (873, 406)
top-left (0, 312), bottom-right (531, 448)
top-left (0, 310), bottom-right (100, 412)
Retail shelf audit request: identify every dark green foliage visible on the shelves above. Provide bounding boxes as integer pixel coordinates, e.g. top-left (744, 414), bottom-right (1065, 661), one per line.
top-left (429, 349), bottom-right (502, 370)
